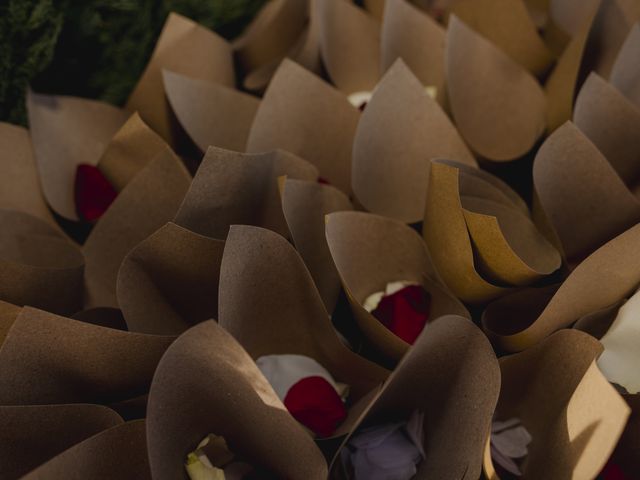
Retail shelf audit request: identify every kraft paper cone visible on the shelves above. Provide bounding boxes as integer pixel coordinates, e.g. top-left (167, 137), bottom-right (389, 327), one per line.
top-left (175, 146), bottom-right (317, 240)
top-left (147, 320), bottom-right (328, 480)
top-left (333, 315), bottom-right (500, 479)
top-left (610, 23), bottom-right (640, 109)
top-left (0, 404), bottom-right (122, 479)
top-left (26, 91), bottom-right (128, 221)
top-left (316, 0), bottom-right (380, 94)
top-left (363, 0), bottom-right (386, 19)
top-left (71, 307), bottom-right (128, 331)
top-left (549, 0), bottom-right (599, 37)
top-left (21, 420), bottom-right (150, 480)
top-left (446, 16), bottom-right (547, 161)
top-left (246, 59), bottom-right (359, 193)
top-left (95, 112), bottom-right (169, 192)
top-left (380, 0), bottom-right (446, 105)
top-left (0, 300), bottom-right (20, 345)
top-left (280, 178), bottom-right (353, 313)
top-left (117, 222), bottom-right (224, 335)
top-left (0, 209), bottom-right (83, 315)
top-left (483, 223), bottom-right (640, 352)
top-left (451, 0), bottom-right (553, 76)
top-left (83, 148), bottom-right (191, 309)
top-left (574, 73), bottom-right (640, 189)
top-left (533, 121), bottom-right (640, 264)
top-left (163, 70), bottom-right (260, 152)
top-left (0, 307), bottom-right (174, 406)
top-left (0, 123), bottom-right (58, 228)
top-left (218, 225), bottom-right (389, 435)
top-left (573, 300), bottom-right (624, 340)
top-left (325, 211), bottom-right (469, 360)
top-left (126, 12), bottom-right (234, 144)
top-left (483, 330), bottom-right (630, 479)
top-left (352, 60), bottom-right (476, 223)
top-left (233, 0), bottom-right (308, 72)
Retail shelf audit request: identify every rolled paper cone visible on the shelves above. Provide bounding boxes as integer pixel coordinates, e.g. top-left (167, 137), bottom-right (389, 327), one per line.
top-left (610, 24), bottom-right (640, 109)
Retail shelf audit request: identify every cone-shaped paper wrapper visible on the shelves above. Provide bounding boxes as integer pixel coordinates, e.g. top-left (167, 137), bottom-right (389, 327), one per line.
top-left (483, 223), bottom-right (640, 351)
top-left (72, 307), bottom-right (128, 331)
top-left (483, 330), bottom-right (630, 479)
top-left (333, 315), bottom-right (500, 478)
top-left (83, 148), bottom-right (191, 309)
top-left (363, 0), bottom-right (385, 19)
top-left (246, 59), bottom-right (359, 193)
top-left (446, 16), bottom-right (546, 161)
top-left (610, 23), bottom-right (640, 109)
top-left (574, 73), bottom-right (640, 189)
top-left (0, 307), bottom-right (175, 406)
top-left (281, 178), bottom-right (353, 313)
top-left (117, 222), bottom-right (224, 335)
top-left (96, 112), bottom-right (170, 192)
top-left (533, 121), bottom-right (640, 264)
top-left (27, 91), bottom-right (128, 221)
top-left (316, 0), bottom-right (380, 94)
top-left (0, 209), bottom-right (83, 315)
top-left (163, 70), bottom-right (260, 153)
top-left (325, 211), bottom-right (469, 359)
top-left (0, 404), bottom-right (123, 479)
top-left (233, 0), bottom-right (308, 72)
top-left (21, 420), bottom-right (151, 480)
top-left (0, 123), bottom-right (58, 228)
top-left (380, 0), bottom-right (446, 104)
top-left (219, 225), bottom-right (389, 432)
top-left (549, 0), bottom-right (599, 37)
top-left (451, 0), bottom-right (553, 75)
top-left (147, 320), bottom-right (328, 480)
top-left (126, 12), bottom-right (234, 144)
top-left (175, 146), bottom-right (318, 240)
top-left (352, 60), bottom-right (476, 223)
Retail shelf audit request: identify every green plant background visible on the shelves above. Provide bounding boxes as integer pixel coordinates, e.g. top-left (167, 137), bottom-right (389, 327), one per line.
top-left (0, 0), bottom-right (266, 126)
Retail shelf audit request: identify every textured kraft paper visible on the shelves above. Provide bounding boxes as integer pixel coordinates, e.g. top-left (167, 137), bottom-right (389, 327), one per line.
top-left (0, 307), bottom-right (174, 405)
top-left (0, 404), bottom-right (122, 479)
top-left (95, 112), bottom-right (170, 192)
top-left (126, 12), bottom-right (234, 145)
top-left (218, 225), bottom-right (389, 435)
top-left (246, 59), bottom-right (359, 194)
top-left (380, 0), bottom-right (447, 105)
top-left (483, 330), bottom-right (630, 480)
top-left (533, 121), bottom-right (640, 265)
top-left (117, 222), bottom-right (224, 335)
top-left (26, 91), bottom-right (128, 221)
top-left (233, 0), bottom-right (308, 72)
top-left (610, 23), bottom-right (640, 109)
top-left (280, 178), bottom-right (353, 313)
top-left (325, 211), bottom-right (469, 360)
top-left (445, 16), bottom-right (546, 162)
top-left (352, 60), bottom-right (476, 223)
top-left (175, 146), bottom-right (317, 240)
top-left (316, 0), bottom-right (380, 94)
top-left (483, 223), bottom-right (640, 352)
top-left (83, 148), bottom-right (191, 309)
top-left (21, 420), bottom-right (151, 480)
top-left (363, 0), bottom-right (385, 19)
top-left (332, 315), bottom-right (500, 479)
top-left (451, 0), bottom-right (553, 76)
top-left (163, 70), bottom-right (260, 152)
top-left (0, 209), bottom-right (83, 315)
top-left (71, 307), bottom-right (128, 331)
top-left (147, 320), bottom-right (328, 480)
top-left (0, 122), bottom-right (58, 228)
top-left (549, 0), bottom-right (599, 37)
top-left (574, 73), bottom-right (640, 190)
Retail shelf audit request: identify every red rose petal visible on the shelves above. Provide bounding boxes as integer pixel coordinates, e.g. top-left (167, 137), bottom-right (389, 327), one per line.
top-left (317, 176), bottom-right (331, 185)
top-left (74, 164), bottom-right (118, 223)
top-left (372, 285), bottom-right (431, 344)
top-left (283, 375), bottom-right (346, 437)
top-left (599, 461), bottom-right (632, 480)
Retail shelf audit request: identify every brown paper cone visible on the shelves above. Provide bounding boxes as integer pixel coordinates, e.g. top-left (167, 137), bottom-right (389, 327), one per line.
top-left (325, 211), bottom-right (469, 359)
top-left (246, 59), bottom-right (359, 193)
top-left (610, 23), bottom-right (640, 109)
top-left (573, 299), bottom-right (624, 340)
top-left (446, 16), bottom-right (546, 161)
top-left (352, 60), bottom-right (476, 223)
top-left (26, 91), bottom-right (128, 221)
top-left (126, 12), bottom-right (234, 144)
top-left (83, 148), bottom-right (191, 309)
top-left (483, 330), bottom-right (630, 479)
top-left (549, 0), bottom-right (599, 37)
top-left (117, 222), bottom-right (224, 335)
